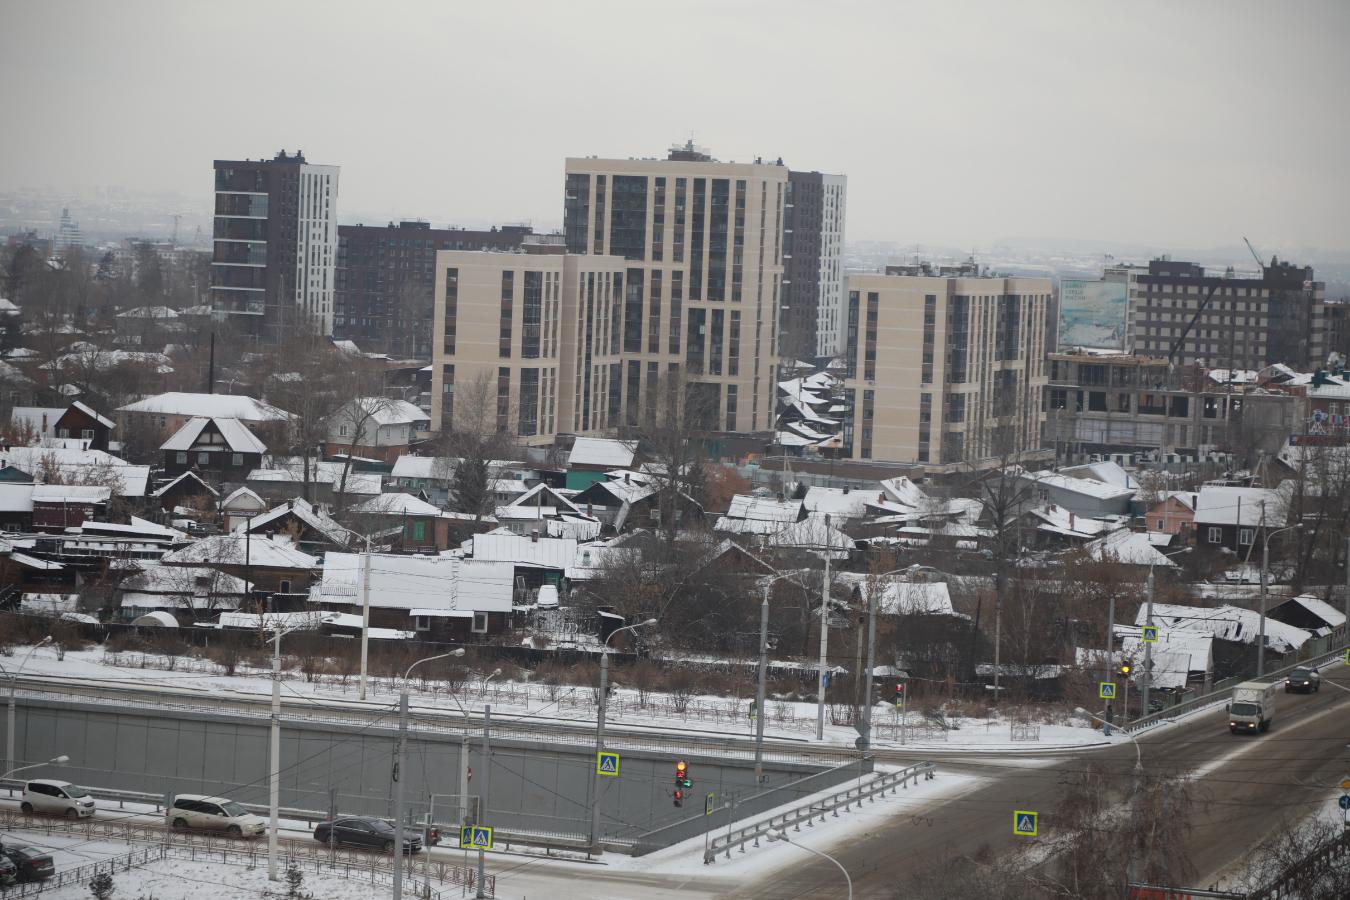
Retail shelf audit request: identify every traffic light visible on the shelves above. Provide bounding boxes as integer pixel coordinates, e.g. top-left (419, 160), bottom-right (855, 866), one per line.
top-left (1119, 662), bottom-right (1132, 677)
top-left (675, 760), bottom-right (691, 789)
top-left (673, 789), bottom-right (684, 807)
top-left (894, 682), bottom-right (906, 707)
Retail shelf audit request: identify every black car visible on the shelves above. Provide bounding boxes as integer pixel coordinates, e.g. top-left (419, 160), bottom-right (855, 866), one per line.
top-left (1285, 666), bottom-right (1320, 693)
top-left (0, 845), bottom-right (55, 882)
top-left (0, 853), bottom-right (17, 887)
top-left (313, 817), bottom-right (422, 854)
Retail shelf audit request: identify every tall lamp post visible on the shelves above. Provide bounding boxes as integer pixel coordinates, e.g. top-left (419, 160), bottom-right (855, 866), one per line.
top-left (754, 573), bottom-right (809, 783)
top-left (266, 622), bottom-right (318, 882)
top-left (393, 648), bottom-right (465, 900)
top-left (2, 754), bottom-right (69, 783)
top-left (589, 618), bottom-right (657, 854)
top-left (1257, 505), bottom-right (1301, 677)
top-left (1140, 546), bottom-right (1191, 717)
top-left (766, 829), bottom-right (852, 900)
top-left (2, 636), bottom-right (52, 776)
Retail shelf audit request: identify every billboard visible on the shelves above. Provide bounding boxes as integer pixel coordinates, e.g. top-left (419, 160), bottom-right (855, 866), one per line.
top-left (1058, 279), bottom-right (1128, 351)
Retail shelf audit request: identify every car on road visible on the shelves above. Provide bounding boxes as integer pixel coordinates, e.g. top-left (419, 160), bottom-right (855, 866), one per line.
top-left (166, 794), bottom-right (265, 837)
top-left (21, 779), bottom-right (97, 819)
top-left (1284, 666), bottom-right (1320, 693)
top-left (0, 844), bottom-right (55, 882)
top-left (313, 817), bottom-right (423, 854)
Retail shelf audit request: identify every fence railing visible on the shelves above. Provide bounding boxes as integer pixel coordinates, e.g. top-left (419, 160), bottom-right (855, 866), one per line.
top-left (1122, 637), bottom-right (1348, 734)
top-left (702, 761), bottom-right (936, 863)
top-left (0, 846), bottom-right (164, 897)
top-left (1249, 827), bottom-right (1350, 900)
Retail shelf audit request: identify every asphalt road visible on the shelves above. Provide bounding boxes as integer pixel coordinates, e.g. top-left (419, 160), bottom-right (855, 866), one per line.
top-left (730, 661), bottom-right (1350, 900)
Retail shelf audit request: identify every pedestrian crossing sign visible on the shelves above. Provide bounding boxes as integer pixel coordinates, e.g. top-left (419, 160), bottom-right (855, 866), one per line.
top-left (1099, 681), bottom-right (1116, 700)
top-left (1142, 625), bottom-right (1159, 643)
top-left (1013, 810), bottom-right (1038, 836)
top-left (459, 825), bottom-right (493, 850)
top-left (596, 751), bottom-right (620, 777)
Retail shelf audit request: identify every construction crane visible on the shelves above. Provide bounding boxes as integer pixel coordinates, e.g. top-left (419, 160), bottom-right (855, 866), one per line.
top-left (1243, 236), bottom-right (1265, 271)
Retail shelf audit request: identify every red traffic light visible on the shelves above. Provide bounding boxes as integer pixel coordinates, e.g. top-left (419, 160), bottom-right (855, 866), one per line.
top-left (895, 683), bottom-right (905, 695)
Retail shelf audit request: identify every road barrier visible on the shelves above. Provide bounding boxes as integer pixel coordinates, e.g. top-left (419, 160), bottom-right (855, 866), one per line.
top-left (700, 761), bottom-right (935, 864)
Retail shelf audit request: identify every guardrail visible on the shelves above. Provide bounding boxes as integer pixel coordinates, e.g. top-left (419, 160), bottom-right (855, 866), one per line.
top-left (1122, 639), bottom-right (1348, 734)
top-left (1249, 827), bottom-right (1350, 900)
top-left (701, 761), bottom-right (935, 864)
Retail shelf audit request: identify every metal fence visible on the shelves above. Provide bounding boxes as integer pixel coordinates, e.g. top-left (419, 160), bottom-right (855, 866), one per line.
top-left (701, 761), bottom-right (936, 863)
top-left (1122, 635), bottom-right (1349, 734)
top-left (0, 846), bottom-right (163, 897)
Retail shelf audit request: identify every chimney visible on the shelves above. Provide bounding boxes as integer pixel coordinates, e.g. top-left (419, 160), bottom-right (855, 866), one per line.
top-left (586, 503), bottom-right (593, 516)
top-left (41, 414), bottom-right (47, 434)
top-left (624, 473), bottom-right (630, 484)
top-left (878, 493), bottom-right (885, 504)
top-left (1069, 511), bottom-right (1076, 531)
top-left (531, 530), bottom-right (539, 542)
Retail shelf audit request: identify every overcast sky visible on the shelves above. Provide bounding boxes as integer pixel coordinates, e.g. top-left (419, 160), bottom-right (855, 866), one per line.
top-left (3, 0), bottom-right (1348, 252)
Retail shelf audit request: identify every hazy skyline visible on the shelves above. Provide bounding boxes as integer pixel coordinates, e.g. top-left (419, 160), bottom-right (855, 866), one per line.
top-left (3, 0), bottom-right (1348, 253)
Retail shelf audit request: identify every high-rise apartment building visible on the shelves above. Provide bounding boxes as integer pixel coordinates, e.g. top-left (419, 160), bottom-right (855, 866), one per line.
top-left (430, 248), bottom-right (627, 443)
top-left (211, 150), bottom-right (339, 338)
top-left (335, 221), bottom-right (532, 357)
top-left (781, 170), bottom-right (847, 359)
top-left (838, 270), bottom-right (1051, 469)
top-left (561, 145), bottom-right (788, 434)
top-left (1125, 257), bottom-right (1326, 371)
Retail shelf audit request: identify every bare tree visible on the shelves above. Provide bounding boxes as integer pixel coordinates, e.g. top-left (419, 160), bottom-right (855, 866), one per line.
top-left (631, 370), bottom-right (718, 542)
top-left (437, 370), bottom-right (517, 521)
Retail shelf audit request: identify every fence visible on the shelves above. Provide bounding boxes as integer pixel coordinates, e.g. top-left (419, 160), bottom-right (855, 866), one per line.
top-left (0, 809), bottom-right (495, 897)
top-left (631, 756), bottom-right (877, 855)
top-left (1248, 827), bottom-right (1350, 900)
top-left (0, 846), bottom-right (163, 898)
top-left (1122, 635), bottom-right (1349, 734)
top-left (701, 761), bottom-right (936, 863)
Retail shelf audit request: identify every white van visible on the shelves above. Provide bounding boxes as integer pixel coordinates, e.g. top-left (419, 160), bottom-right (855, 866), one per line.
top-left (21, 780), bottom-right (96, 818)
top-left (165, 794), bottom-right (265, 837)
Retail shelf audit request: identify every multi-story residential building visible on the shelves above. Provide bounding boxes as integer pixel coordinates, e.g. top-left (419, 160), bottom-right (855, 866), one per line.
top-left (210, 150), bottom-right (339, 338)
top-left (334, 221), bottom-right (532, 357)
top-left (837, 270), bottom-right (1052, 470)
top-left (561, 145), bottom-right (789, 434)
top-left (1125, 257), bottom-right (1326, 371)
top-left (430, 248), bottom-right (627, 445)
top-left (781, 170), bottom-right (847, 359)
top-left (1042, 351), bottom-right (1301, 463)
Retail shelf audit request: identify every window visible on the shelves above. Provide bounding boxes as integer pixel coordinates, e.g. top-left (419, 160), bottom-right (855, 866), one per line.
top-left (339, 424), bottom-right (349, 437)
top-left (1207, 527), bottom-right (1222, 544)
top-left (81, 429), bottom-right (94, 440)
top-left (1238, 527), bottom-right (1254, 546)
top-left (1156, 519), bottom-right (1164, 530)
top-left (57, 428), bottom-right (70, 438)
top-left (198, 452), bottom-right (210, 465)
top-left (409, 520), bottom-right (426, 541)
top-left (413, 615), bottom-right (431, 632)
top-left (472, 612), bottom-right (489, 634)
top-left (176, 452), bottom-right (188, 464)
top-left (231, 453), bottom-right (243, 467)
top-left (279, 580), bottom-right (292, 594)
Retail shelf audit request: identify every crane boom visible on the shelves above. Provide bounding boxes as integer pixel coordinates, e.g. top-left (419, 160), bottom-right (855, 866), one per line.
top-left (1243, 237), bottom-right (1264, 270)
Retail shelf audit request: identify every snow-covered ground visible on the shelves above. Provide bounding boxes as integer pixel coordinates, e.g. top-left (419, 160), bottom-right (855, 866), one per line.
top-left (36, 857), bottom-right (395, 899)
top-left (11, 644), bottom-right (1111, 753)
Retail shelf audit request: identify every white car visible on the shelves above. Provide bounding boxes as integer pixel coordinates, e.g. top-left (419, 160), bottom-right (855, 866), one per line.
top-left (21, 780), bottom-right (96, 819)
top-left (165, 794), bottom-right (265, 837)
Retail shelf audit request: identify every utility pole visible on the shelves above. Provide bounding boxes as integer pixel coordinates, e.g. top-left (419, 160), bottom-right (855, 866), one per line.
top-left (859, 577), bottom-right (878, 750)
top-left (1258, 501), bottom-right (1268, 677)
top-left (476, 705), bottom-right (491, 900)
top-left (1141, 568), bottom-right (1154, 716)
top-left (1344, 534), bottom-right (1349, 640)
top-left (816, 514), bottom-right (832, 741)
top-left (358, 550), bottom-right (372, 700)
top-left (753, 580), bottom-right (771, 784)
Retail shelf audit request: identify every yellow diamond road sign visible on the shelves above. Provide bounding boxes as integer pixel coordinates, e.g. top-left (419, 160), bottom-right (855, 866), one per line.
top-left (1013, 810), bottom-right (1038, 836)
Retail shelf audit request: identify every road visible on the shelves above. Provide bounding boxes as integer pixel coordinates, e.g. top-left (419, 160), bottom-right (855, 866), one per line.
top-left (730, 660), bottom-right (1350, 899)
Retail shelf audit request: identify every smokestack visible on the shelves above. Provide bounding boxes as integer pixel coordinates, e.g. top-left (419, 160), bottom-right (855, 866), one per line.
top-left (531, 530), bottom-right (539, 543)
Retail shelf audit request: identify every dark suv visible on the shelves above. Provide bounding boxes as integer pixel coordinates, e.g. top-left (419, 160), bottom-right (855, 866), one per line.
top-left (1284, 667), bottom-right (1320, 693)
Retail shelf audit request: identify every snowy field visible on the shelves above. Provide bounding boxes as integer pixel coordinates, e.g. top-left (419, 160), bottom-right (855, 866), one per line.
top-left (34, 858), bottom-right (396, 899)
top-left (12, 644), bottom-right (1112, 753)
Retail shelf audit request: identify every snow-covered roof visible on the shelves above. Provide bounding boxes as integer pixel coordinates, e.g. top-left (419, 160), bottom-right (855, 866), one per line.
top-left (313, 552), bottom-right (512, 613)
top-left (340, 398), bottom-right (429, 427)
top-left (160, 416), bottom-right (268, 454)
top-left (151, 470), bottom-right (219, 499)
top-left (1060, 461), bottom-right (1138, 490)
top-left (32, 484), bottom-right (112, 504)
top-left (117, 306), bottom-right (179, 319)
top-left (9, 407), bottom-right (67, 437)
top-left (131, 611), bottom-right (178, 627)
top-left (390, 455), bottom-right (455, 480)
top-left (1137, 603), bottom-right (1311, 653)
top-left (840, 575), bottom-right (958, 617)
top-left (1084, 529), bottom-right (1179, 567)
top-left (119, 392), bottom-right (291, 422)
top-left (471, 532), bottom-right (577, 569)
top-left (1274, 593), bottom-right (1347, 630)
top-left (119, 562), bottom-right (250, 597)
top-left (568, 437), bottom-right (637, 469)
top-left (353, 493), bottom-right (444, 517)
top-left (799, 486), bottom-right (878, 520)
top-left (1193, 485), bottom-right (1282, 527)
top-left (246, 461), bottom-right (382, 495)
top-left (878, 476), bottom-right (930, 509)
top-left (1018, 469), bottom-right (1136, 502)
top-left (162, 533), bottom-right (318, 570)
top-left (0, 484), bottom-right (34, 512)
top-left (764, 515), bottom-right (854, 559)
top-left (242, 498), bottom-right (348, 547)
top-left (222, 486), bottom-right (265, 511)
top-left (1207, 368), bottom-right (1259, 385)
top-left (725, 494), bottom-right (803, 524)
top-left (217, 611), bottom-right (333, 632)
top-left (1026, 504), bottom-right (1125, 539)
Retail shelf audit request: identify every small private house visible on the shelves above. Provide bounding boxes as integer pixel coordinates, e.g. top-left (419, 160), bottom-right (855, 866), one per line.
top-left (10, 402), bottom-right (115, 451)
top-left (326, 399), bottom-right (429, 464)
top-left (114, 561), bottom-right (250, 624)
top-left (241, 498), bottom-right (350, 556)
top-left (160, 416), bottom-right (267, 485)
top-left (1192, 485), bottom-right (1283, 552)
top-left (310, 552), bottom-right (514, 639)
top-left (494, 482), bottom-right (601, 540)
top-left (0, 483), bottom-right (112, 531)
top-left (1143, 491), bottom-right (1199, 536)
top-left (160, 532), bottom-right (319, 608)
top-left (350, 492), bottom-right (491, 552)
top-left (564, 437), bottom-right (638, 490)
top-left (1014, 468), bottom-right (1135, 518)
top-left (714, 494), bottom-right (806, 536)
top-left (150, 471), bottom-right (218, 513)
top-left (469, 531), bottom-right (576, 605)
top-left (389, 455), bottom-right (456, 504)
top-left (571, 470), bottom-right (704, 535)
top-left (117, 392), bottom-right (291, 446)
top-left (221, 486), bottom-right (267, 532)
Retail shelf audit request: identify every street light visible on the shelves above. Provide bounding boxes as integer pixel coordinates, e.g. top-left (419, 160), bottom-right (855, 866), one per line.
top-left (1257, 504), bottom-right (1301, 676)
top-left (589, 617), bottom-right (656, 855)
top-left (2, 754), bottom-right (69, 783)
top-left (754, 572), bottom-right (811, 783)
top-left (853, 567), bottom-right (917, 752)
top-left (766, 829), bottom-right (852, 900)
top-left (1140, 546), bottom-right (1192, 717)
top-left (1074, 707), bottom-right (1142, 783)
top-left (265, 621), bottom-right (318, 882)
top-left (393, 648), bottom-right (465, 900)
top-left (2, 637), bottom-right (52, 775)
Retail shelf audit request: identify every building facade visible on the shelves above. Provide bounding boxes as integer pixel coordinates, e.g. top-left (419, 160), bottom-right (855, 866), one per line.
top-left (334, 221), bottom-right (532, 357)
top-left (1125, 257), bottom-right (1326, 371)
top-left (838, 271), bottom-right (1051, 470)
top-left (781, 170), bottom-right (847, 359)
top-left (431, 250), bottom-right (627, 445)
top-left (210, 150), bottom-right (339, 337)
top-left (562, 147), bottom-right (788, 434)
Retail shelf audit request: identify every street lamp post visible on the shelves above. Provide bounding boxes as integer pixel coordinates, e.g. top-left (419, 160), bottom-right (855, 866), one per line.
top-left (815, 514), bottom-right (833, 741)
top-left (766, 829), bottom-right (852, 900)
top-left (1140, 546), bottom-right (1192, 718)
top-left (589, 618), bottom-right (656, 855)
top-left (2, 754), bottom-right (69, 784)
top-left (266, 622), bottom-right (319, 882)
top-left (2, 637), bottom-right (52, 776)
top-left (855, 567), bottom-right (915, 752)
top-left (1257, 504), bottom-right (1301, 677)
top-left (754, 573), bottom-right (809, 783)
top-left (393, 648), bottom-right (465, 900)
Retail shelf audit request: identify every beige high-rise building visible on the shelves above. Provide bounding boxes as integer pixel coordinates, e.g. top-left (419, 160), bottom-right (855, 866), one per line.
top-left (431, 248), bottom-right (627, 444)
top-left (562, 145), bottom-right (789, 433)
top-left (839, 269), bottom-right (1052, 470)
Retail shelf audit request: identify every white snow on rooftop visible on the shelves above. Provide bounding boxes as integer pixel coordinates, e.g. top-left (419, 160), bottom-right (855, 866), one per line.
top-left (568, 436), bottom-right (637, 468)
top-left (1193, 485), bottom-right (1282, 527)
top-left (119, 392), bottom-right (290, 421)
top-left (1136, 603), bottom-right (1310, 653)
